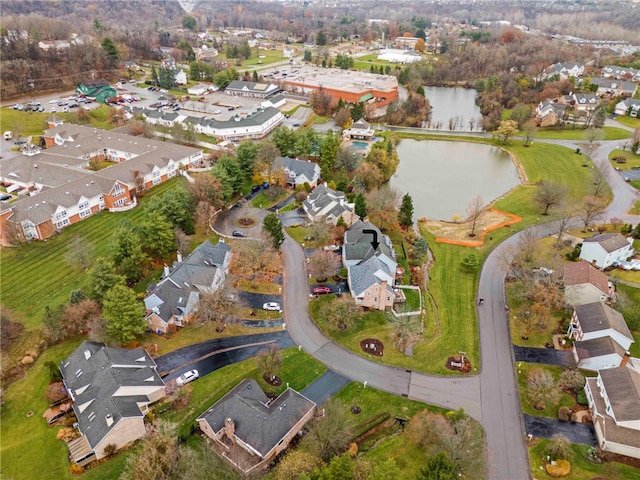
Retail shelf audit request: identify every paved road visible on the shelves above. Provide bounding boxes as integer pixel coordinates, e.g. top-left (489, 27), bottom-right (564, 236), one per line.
top-left (514, 346), bottom-right (576, 367)
top-left (524, 414), bottom-right (597, 446)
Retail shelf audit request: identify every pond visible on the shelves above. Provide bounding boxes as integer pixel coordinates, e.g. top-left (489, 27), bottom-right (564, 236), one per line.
top-left (391, 140), bottom-right (520, 221)
top-left (423, 86), bottom-right (483, 131)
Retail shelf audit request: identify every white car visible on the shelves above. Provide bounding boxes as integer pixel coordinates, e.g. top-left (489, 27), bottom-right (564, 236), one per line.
top-left (323, 245), bottom-right (340, 251)
top-left (176, 369), bottom-right (199, 386)
top-left (263, 302), bottom-right (282, 312)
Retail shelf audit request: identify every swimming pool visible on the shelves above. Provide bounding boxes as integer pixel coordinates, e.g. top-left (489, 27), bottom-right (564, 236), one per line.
top-left (352, 141), bottom-right (369, 150)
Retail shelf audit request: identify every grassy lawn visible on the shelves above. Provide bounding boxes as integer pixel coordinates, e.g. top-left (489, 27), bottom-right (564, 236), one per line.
top-left (529, 440), bottom-right (640, 479)
top-left (1, 108), bottom-right (50, 137)
top-left (0, 178), bottom-right (186, 330)
top-left (156, 347), bottom-right (326, 437)
top-left (629, 201), bottom-right (640, 215)
top-left (250, 189), bottom-right (290, 208)
top-left (236, 279), bottom-right (283, 294)
top-left (615, 115), bottom-right (640, 129)
top-left (608, 148), bottom-right (640, 171)
top-left (533, 126), bottom-right (630, 141)
top-left (515, 362), bottom-right (576, 418)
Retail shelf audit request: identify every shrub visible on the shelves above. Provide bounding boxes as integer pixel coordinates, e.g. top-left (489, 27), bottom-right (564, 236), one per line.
top-left (57, 427), bottom-right (79, 442)
top-left (576, 390), bottom-right (588, 406)
top-left (44, 361), bottom-right (63, 383)
top-left (545, 459), bottom-right (571, 477)
top-left (46, 382), bottom-right (68, 404)
top-left (546, 434), bottom-right (571, 461)
top-left (103, 443), bottom-right (118, 457)
top-left (70, 463), bottom-right (84, 476)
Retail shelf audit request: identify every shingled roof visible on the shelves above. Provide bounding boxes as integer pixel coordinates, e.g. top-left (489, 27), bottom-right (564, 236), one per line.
top-left (197, 378), bottom-right (315, 458)
top-left (562, 260), bottom-right (609, 294)
top-left (583, 233), bottom-right (632, 253)
top-left (573, 302), bottom-right (633, 341)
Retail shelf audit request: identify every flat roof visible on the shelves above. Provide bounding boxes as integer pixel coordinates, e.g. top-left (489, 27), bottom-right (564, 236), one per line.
top-left (282, 66), bottom-right (397, 94)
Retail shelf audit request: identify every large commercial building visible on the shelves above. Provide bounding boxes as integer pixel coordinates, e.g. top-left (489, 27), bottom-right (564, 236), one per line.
top-left (281, 66), bottom-right (398, 107)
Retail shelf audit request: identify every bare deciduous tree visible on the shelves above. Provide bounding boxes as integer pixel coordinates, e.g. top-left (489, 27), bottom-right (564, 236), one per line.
top-left (533, 180), bottom-right (567, 216)
top-left (552, 209), bottom-right (575, 247)
top-left (466, 195), bottom-right (484, 237)
top-left (309, 249), bottom-right (337, 279)
top-left (526, 367), bottom-right (559, 410)
top-left (590, 160), bottom-right (609, 198)
top-left (230, 239), bottom-right (282, 282)
top-left (365, 184), bottom-right (401, 232)
top-left (579, 195), bottom-right (607, 232)
top-left (255, 344), bottom-right (282, 380)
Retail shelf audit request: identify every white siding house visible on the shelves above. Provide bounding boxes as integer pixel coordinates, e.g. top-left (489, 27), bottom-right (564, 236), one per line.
top-left (579, 233), bottom-right (634, 269)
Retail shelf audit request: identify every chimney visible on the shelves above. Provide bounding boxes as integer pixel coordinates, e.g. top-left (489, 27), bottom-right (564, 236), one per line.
top-left (83, 349), bottom-right (91, 360)
top-left (163, 263), bottom-right (170, 277)
top-left (177, 251), bottom-right (183, 263)
top-left (105, 414), bottom-right (114, 427)
top-left (620, 351), bottom-right (631, 368)
top-left (224, 418), bottom-right (235, 443)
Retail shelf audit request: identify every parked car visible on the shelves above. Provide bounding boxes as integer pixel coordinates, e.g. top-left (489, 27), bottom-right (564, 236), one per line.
top-left (313, 286), bottom-right (331, 295)
top-left (263, 302), bottom-right (282, 312)
top-left (232, 230), bottom-right (246, 238)
top-left (251, 185), bottom-right (261, 192)
top-left (13, 137), bottom-right (27, 145)
top-left (262, 182), bottom-right (270, 189)
top-left (176, 369), bottom-right (199, 386)
top-left (323, 245), bottom-right (340, 251)
top-left (0, 193), bottom-right (11, 201)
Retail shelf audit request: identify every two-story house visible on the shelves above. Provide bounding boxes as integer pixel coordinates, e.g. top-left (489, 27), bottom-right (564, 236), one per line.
top-left (144, 240), bottom-right (232, 334)
top-left (567, 302), bottom-right (635, 371)
top-left (579, 233), bottom-right (634, 270)
top-left (60, 341), bottom-right (166, 466)
top-left (343, 220), bottom-right (401, 310)
top-left (275, 156), bottom-right (321, 188)
top-left (302, 183), bottom-right (359, 226)
top-left (585, 364), bottom-right (640, 459)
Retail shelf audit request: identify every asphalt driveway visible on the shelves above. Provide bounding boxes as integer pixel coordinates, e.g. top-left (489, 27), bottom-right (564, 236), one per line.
top-left (155, 331), bottom-right (292, 374)
top-left (237, 290), bottom-right (283, 310)
top-left (301, 370), bottom-right (351, 406)
top-left (514, 346), bottom-right (576, 367)
top-left (524, 414), bottom-right (597, 446)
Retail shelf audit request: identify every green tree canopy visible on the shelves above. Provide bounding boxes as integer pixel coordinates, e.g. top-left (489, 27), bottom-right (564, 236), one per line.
top-left (236, 140), bottom-right (260, 175)
top-left (399, 193), bottom-right (415, 228)
top-left (141, 212), bottom-right (175, 257)
top-left (182, 15), bottom-right (197, 30)
top-left (102, 284), bottom-right (145, 345)
top-left (419, 453), bottom-right (457, 480)
top-left (100, 37), bottom-right (119, 61)
top-left (88, 256), bottom-right (126, 301)
top-left (262, 213), bottom-right (285, 250)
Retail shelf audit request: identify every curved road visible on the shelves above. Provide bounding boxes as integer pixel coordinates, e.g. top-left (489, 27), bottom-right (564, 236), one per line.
top-left (282, 132), bottom-right (640, 480)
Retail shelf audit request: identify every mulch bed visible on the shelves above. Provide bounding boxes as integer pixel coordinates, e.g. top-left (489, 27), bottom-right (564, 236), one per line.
top-left (445, 355), bottom-right (472, 372)
top-left (599, 451), bottom-right (640, 469)
top-left (263, 373), bottom-right (282, 387)
top-left (360, 338), bottom-right (384, 356)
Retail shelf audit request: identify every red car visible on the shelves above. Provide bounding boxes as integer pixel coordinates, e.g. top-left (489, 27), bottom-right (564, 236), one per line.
top-left (313, 286), bottom-right (331, 295)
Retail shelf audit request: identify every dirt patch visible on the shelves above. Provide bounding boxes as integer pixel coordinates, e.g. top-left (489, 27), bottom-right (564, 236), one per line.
top-left (235, 217), bottom-right (257, 227)
top-left (421, 208), bottom-right (522, 246)
top-left (360, 338), bottom-right (384, 357)
top-left (445, 355), bottom-right (472, 373)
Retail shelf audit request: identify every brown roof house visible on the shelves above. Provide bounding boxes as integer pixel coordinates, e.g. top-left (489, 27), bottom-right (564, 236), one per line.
top-left (567, 302), bottom-right (635, 371)
top-left (144, 240), bottom-right (232, 334)
top-left (585, 364), bottom-right (640, 459)
top-left (197, 379), bottom-right (316, 474)
top-left (60, 341), bottom-right (166, 466)
top-left (579, 233), bottom-right (634, 270)
top-left (561, 260), bottom-right (614, 307)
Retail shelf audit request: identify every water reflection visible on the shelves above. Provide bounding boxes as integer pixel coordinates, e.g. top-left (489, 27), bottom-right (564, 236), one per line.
top-left (391, 140), bottom-right (519, 221)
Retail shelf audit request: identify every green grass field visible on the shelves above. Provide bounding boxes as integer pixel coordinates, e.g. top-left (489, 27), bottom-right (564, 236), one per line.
top-left (615, 115), bottom-right (640, 129)
top-left (0, 178), bottom-right (185, 329)
top-left (533, 126), bottom-right (630, 141)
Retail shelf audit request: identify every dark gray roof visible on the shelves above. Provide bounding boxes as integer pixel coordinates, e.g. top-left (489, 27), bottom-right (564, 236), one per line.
top-left (574, 302), bottom-right (633, 341)
top-left (349, 254), bottom-right (395, 297)
top-left (145, 240), bottom-right (231, 322)
top-left (197, 379), bottom-right (315, 457)
top-left (591, 77), bottom-right (638, 93)
top-left (574, 336), bottom-right (626, 361)
top-left (60, 341), bottom-right (164, 449)
top-left (600, 367), bottom-right (640, 422)
top-left (276, 157), bottom-right (320, 184)
top-left (343, 220), bottom-right (394, 262)
top-left (185, 106), bottom-right (281, 130)
top-left (583, 233), bottom-right (631, 253)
